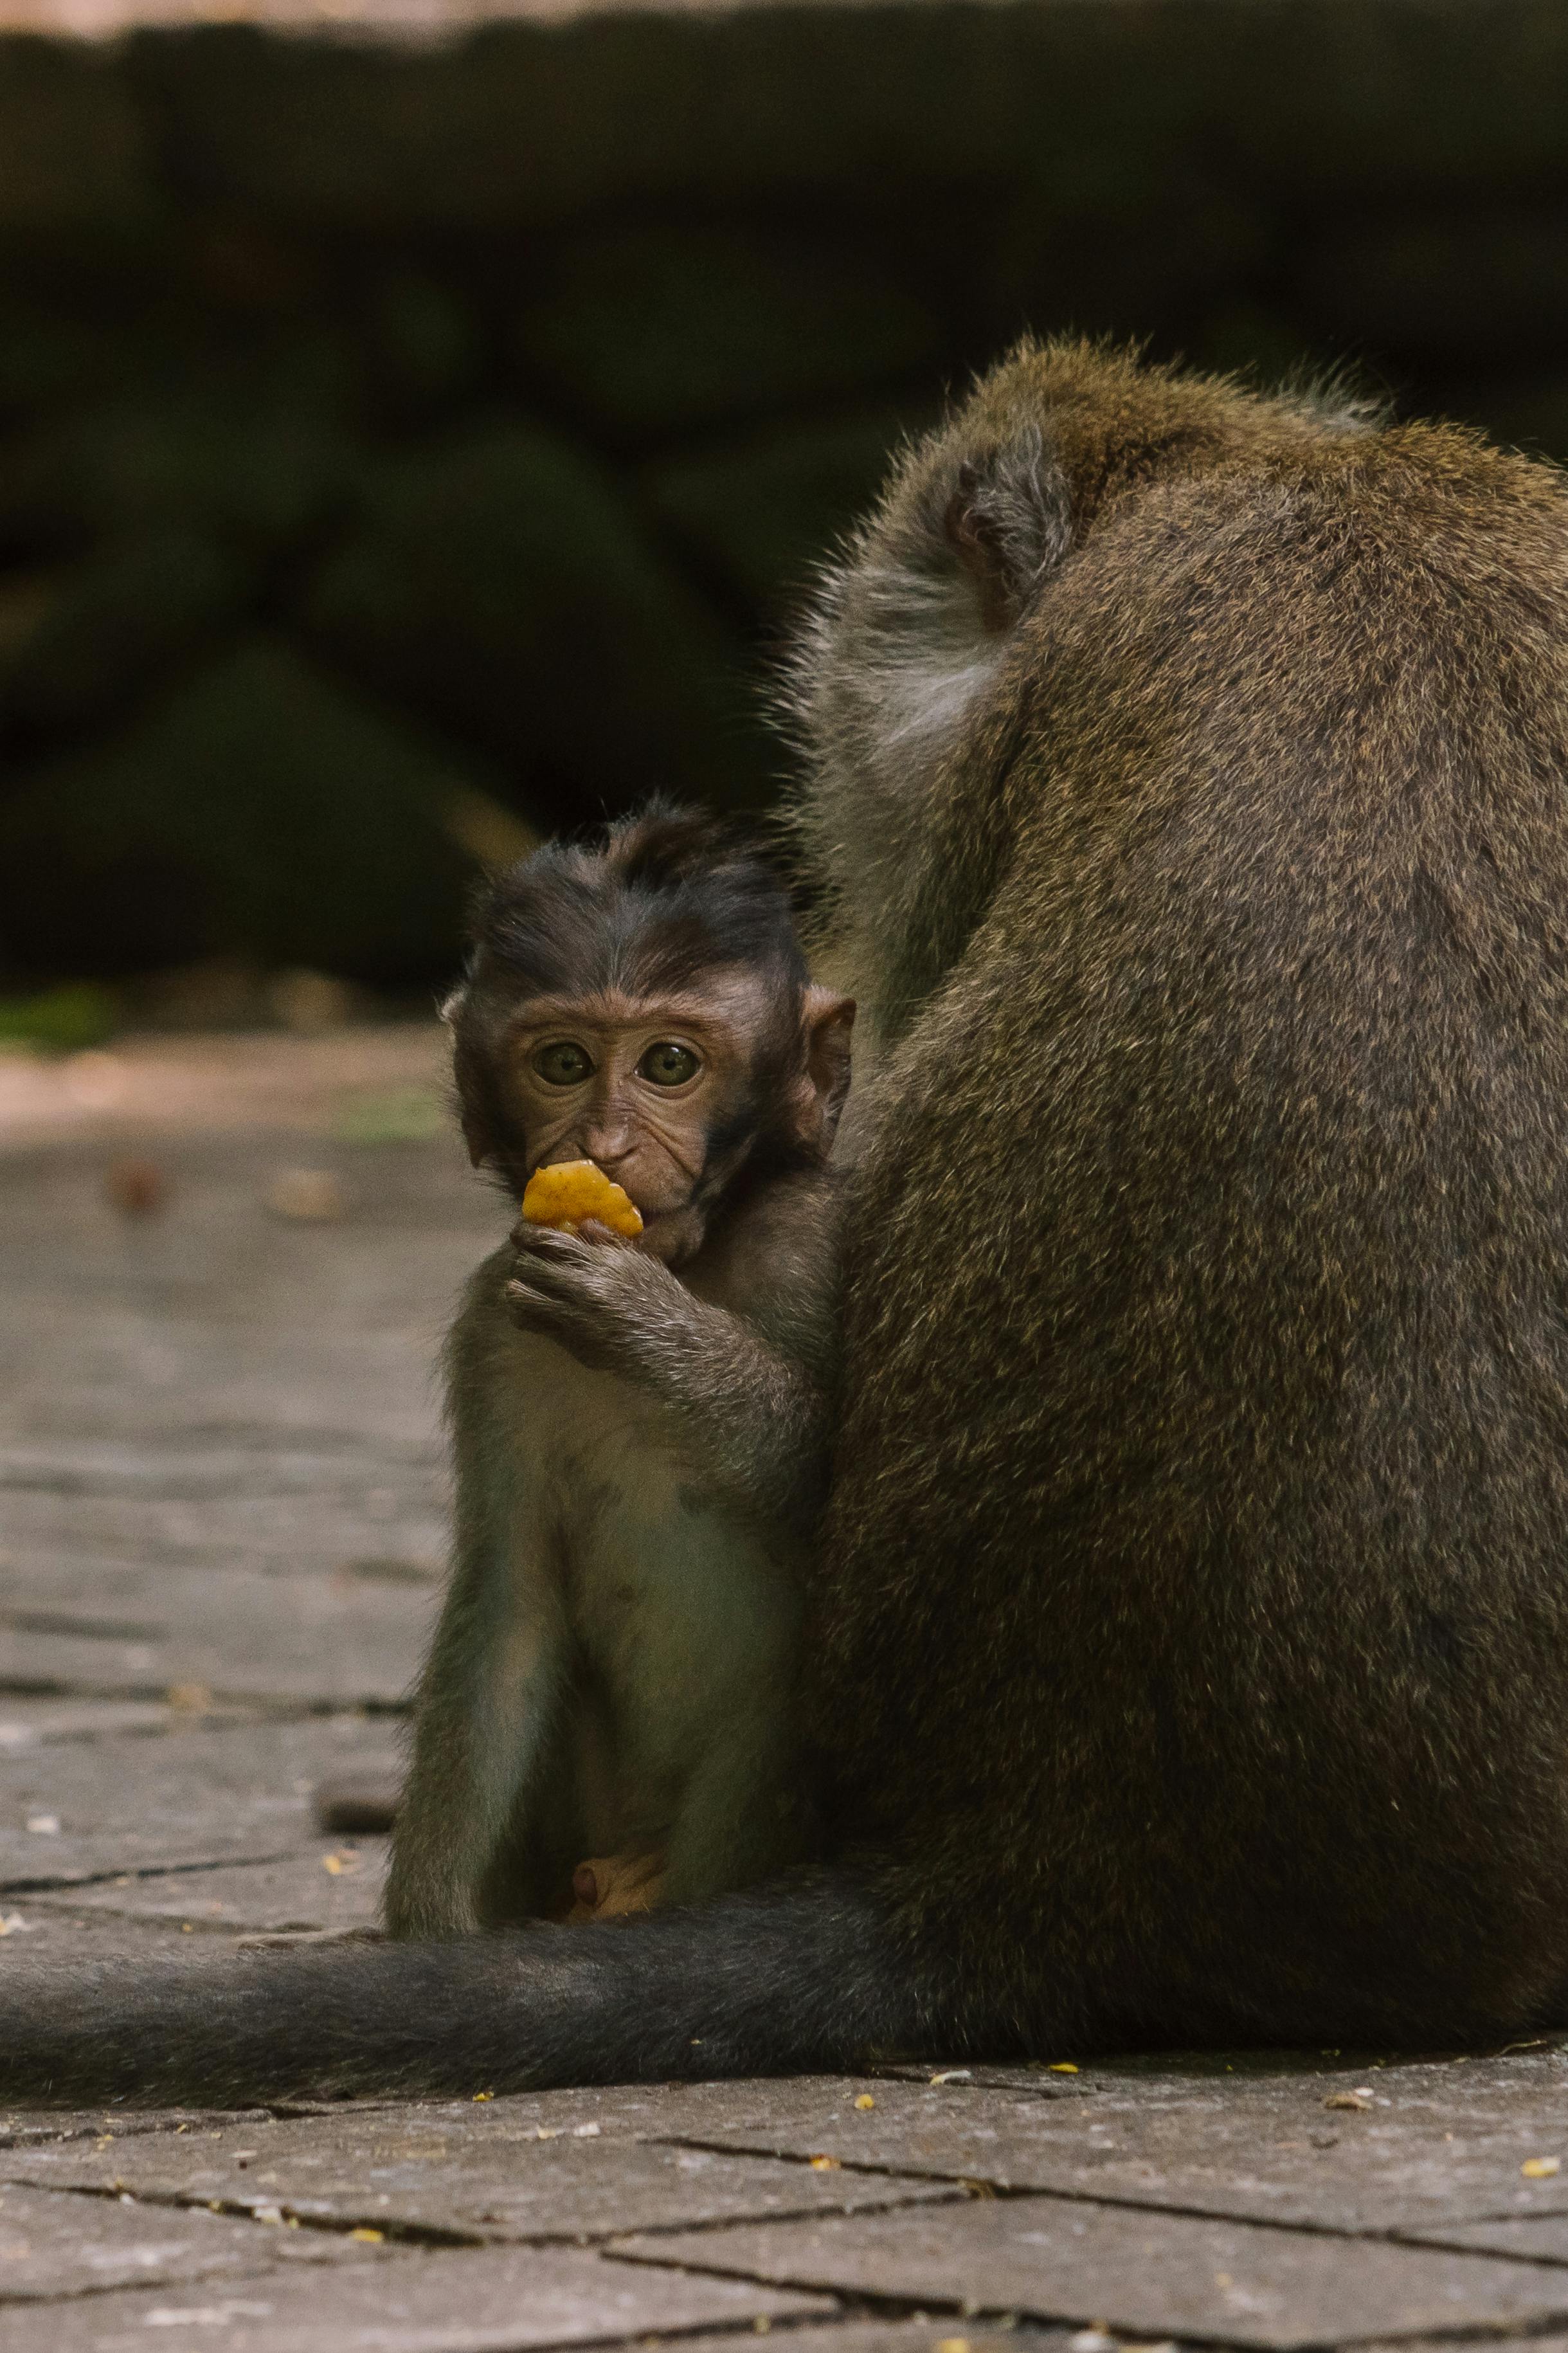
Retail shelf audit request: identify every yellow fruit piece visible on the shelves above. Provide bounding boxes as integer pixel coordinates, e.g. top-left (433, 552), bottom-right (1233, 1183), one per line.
top-left (1523, 2156), bottom-right (1562, 2177)
top-left (521, 1159), bottom-right (644, 1238)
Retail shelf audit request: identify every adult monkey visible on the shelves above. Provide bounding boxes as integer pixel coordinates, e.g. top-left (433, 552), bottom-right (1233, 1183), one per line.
top-left (8, 335), bottom-right (1568, 2098)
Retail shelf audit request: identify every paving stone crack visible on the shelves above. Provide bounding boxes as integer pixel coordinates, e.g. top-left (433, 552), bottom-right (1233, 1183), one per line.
top-left (0, 1714), bottom-right (270, 1747)
top-left (0, 1849), bottom-right (311, 1896)
top-left (0, 2116), bottom-right (270, 2153)
top-left (602, 2244), bottom-right (1568, 2353)
top-left (651, 2140), bottom-right (1568, 2262)
top-left (0, 1612), bottom-right (168, 1644)
top-left (21, 2177), bottom-right (483, 2251)
top-left (573, 2181), bottom-right (973, 2245)
top-left (0, 2262), bottom-right (288, 2313)
top-left (601, 2247), bottom-right (1014, 2333)
top-left (1385, 2225), bottom-right (1568, 2267)
top-left (0, 1677), bottom-right (412, 1714)
top-left (5, 1698), bottom-right (391, 1736)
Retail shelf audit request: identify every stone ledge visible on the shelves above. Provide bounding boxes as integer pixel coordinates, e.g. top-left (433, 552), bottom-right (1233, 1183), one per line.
top-left (3, 0), bottom-right (1568, 982)
top-left (2, 5), bottom-right (1567, 233)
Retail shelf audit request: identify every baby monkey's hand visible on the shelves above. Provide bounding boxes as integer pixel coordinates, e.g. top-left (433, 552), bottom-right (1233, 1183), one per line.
top-left (505, 1221), bottom-right (688, 1374)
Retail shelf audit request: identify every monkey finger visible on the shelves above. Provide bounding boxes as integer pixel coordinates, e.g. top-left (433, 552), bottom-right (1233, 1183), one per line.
top-left (507, 1239), bottom-right (604, 1294)
top-left (503, 1279), bottom-right (620, 1370)
top-left (503, 1275), bottom-right (570, 1329)
top-left (506, 1242), bottom-right (608, 1298)
top-left (509, 1222), bottom-right (591, 1262)
top-left (503, 1275), bottom-right (579, 1324)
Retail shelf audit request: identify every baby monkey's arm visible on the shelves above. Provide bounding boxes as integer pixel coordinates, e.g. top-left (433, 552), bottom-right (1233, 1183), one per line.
top-left (504, 1215), bottom-right (836, 1537)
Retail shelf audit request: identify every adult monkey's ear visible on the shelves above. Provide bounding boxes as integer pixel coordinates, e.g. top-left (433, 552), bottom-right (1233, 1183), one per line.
top-left (942, 428), bottom-right (1072, 635)
top-left (795, 986), bottom-right (856, 1157)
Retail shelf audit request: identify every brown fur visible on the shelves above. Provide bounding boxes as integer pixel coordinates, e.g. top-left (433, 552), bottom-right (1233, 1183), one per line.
top-left (793, 338), bottom-right (1568, 2049)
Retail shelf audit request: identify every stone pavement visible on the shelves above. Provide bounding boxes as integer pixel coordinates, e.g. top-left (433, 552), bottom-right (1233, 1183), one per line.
top-left (5, 1026), bottom-right (1568, 2353)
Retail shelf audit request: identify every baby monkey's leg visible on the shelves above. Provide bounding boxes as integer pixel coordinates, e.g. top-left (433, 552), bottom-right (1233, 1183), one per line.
top-left (386, 1262), bottom-right (568, 1940)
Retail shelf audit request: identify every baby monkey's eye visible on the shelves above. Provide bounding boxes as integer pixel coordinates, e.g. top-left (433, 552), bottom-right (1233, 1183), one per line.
top-left (532, 1041), bottom-right (594, 1086)
top-left (638, 1042), bottom-right (701, 1087)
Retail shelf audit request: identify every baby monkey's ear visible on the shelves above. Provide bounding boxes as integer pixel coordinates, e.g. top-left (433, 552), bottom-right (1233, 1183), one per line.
top-left (791, 986), bottom-right (856, 1159)
top-left (459, 1106), bottom-right (494, 1170)
top-left (445, 990), bottom-right (499, 1170)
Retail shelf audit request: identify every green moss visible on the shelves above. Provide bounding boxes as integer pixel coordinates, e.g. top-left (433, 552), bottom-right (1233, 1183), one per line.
top-left (643, 406), bottom-right (925, 611)
top-left (0, 527), bottom-right (251, 738)
top-left (300, 422), bottom-right (765, 818)
top-left (0, 981), bottom-right (117, 1049)
top-left (0, 349), bottom-right (356, 559)
top-left (333, 1084), bottom-right (448, 1144)
top-left (0, 637), bottom-right (485, 981)
top-left (516, 224), bottom-right (941, 442)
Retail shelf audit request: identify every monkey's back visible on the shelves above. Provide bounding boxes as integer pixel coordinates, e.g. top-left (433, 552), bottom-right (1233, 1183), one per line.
top-left (820, 418), bottom-right (1568, 2049)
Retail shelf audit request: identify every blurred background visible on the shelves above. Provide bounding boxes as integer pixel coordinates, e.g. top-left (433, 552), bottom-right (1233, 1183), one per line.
top-left (1, 0), bottom-right (1566, 1034)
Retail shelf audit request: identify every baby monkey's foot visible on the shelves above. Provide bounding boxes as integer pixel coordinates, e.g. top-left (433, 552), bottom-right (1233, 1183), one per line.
top-left (566, 1850), bottom-right (667, 1923)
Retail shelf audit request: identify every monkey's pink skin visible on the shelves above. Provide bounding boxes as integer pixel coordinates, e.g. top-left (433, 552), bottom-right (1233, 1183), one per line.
top-left (520, 1159), bottom-right (644, 1239)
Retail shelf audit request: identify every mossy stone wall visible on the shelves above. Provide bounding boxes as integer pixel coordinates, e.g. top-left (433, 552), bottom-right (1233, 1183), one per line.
top-left (3, 3), bottom-right (1568, 982)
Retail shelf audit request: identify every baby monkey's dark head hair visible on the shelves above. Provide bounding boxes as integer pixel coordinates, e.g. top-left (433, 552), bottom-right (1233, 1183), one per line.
top-left (448, 802), bottom-right (853, 1260)
top-left (470, 802), bottom-right (810, 1011)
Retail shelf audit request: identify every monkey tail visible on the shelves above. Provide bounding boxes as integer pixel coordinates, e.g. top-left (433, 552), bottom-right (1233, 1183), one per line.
top-left (0, 1875), bottom-right (955, 2106)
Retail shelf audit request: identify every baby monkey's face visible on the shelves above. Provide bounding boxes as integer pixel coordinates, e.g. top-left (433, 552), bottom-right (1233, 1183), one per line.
top-left (504, 981), bottom-right (771, 1264)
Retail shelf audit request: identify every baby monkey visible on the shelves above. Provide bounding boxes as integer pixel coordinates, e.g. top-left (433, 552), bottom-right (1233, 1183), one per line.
top-left (384, 805), bottom-right (853, 1938)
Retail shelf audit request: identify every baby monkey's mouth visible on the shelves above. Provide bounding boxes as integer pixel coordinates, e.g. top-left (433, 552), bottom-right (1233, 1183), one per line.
top-left (528, 1165), bottom-right (710, 1269)
top-left (521, 1160), bottom-right (645, 1239)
